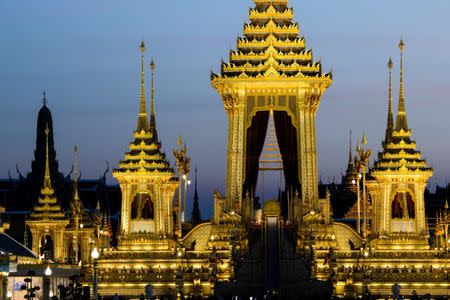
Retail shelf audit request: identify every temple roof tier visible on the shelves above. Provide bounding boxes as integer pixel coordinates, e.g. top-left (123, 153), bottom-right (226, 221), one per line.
top-left (249, 5), bottom-right (294, 21)
top-left (212, 0), bottom-right (331, 82)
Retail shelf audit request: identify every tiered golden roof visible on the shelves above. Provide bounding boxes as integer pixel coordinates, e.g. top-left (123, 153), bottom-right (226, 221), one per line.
top-left (29, 125), bottom-right (65, 220)
top-left (372, 40), bottom-right (432, 174)
top-left (113, 42), bottom-right (174, 178)
top-left (211, 0), bottom-right (331, 81)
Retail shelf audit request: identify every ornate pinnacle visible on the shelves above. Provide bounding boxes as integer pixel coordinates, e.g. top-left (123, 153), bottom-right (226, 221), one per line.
top-left (44, 123), bottom-right (51, 187)
top-left (42, 91), bottom-right (48, 106)
top-left (387, 57), bottom-right (393, 70)
top-left (361, 132), bottom-right (367, 146)
top-left (399, 38), bottom-right (405, 52)
top-left (150, 58), bottom-right (156, 117)
top-left (137, 41), bottom-right (149, 132)
top-left (396, 38), bottom-right (409, 131)
top-left (385, 57), bottom-right (394, 142)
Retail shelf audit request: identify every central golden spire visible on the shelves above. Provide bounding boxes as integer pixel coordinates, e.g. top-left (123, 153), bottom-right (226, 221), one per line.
top-left (395, 38), bottom-right (408, 131)
top-left (137, 41), bottom-right (149, 132)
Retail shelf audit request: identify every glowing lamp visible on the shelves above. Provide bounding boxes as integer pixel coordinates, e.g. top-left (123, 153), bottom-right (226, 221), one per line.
top-left (44, 266), bottom-right (52, 276)
top-left (91, 247), bottom-right (99, 259)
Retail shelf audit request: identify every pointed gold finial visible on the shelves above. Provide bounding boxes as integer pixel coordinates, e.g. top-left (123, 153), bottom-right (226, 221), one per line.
top-left (348, 129), bottom-right (353, 165)
top-left (43, 123), bottom-right (52, 188)
top-left (395, 37), bottom-right (408, 131)
top-left (150, 57), bottom-right (156, 118)
top-left (178, 135), bottom-right (183, 146)
top-left (73, 145), bottom-right (79, 201)
top-left (385, 57), bottom-right (394, 141)
top-left (361, 132), bottom-right (367, 145)
top-left (399, 37), bottom-right (405, 52)
top-left (137, 40), bottom-right (149, 131)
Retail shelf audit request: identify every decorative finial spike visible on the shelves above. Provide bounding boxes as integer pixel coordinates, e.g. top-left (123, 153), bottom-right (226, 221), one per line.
top-left (395, 38), bottom-right (408, 131)
top-left (137, 40), bottom-right (149, 131)
top-left (150, 57), bottom-right (156, 117)
top-left (150, 57), bottom-right (155, 71)
top-left (361, 132), bottom-right (367, 145)
top-left (385, 57), bottom-right (394, 142)
top-left (348, 129), bottom-right (353, 165)
top-left (399, 37), bottom-right (405, 52)
top-left (42, 91), bottom-right (48, 106)
top-left (43, 123), bottom-right (51, 187)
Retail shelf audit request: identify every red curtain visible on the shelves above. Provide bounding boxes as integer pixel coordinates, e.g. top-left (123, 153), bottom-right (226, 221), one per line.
top-left (243, 111), bottom-right (270, 198)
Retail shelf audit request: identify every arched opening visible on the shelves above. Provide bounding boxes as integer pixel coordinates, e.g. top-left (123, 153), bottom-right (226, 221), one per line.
top-left (391, 191), bottom-right (415, 219)
top-left (40, 234), bottom-right (53, 260)
top-left (243, 110), bottom-right (299, 219)
top-left (131, 193), bottom-right (154, 220)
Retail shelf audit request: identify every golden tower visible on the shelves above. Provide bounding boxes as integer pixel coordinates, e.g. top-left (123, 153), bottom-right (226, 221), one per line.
top-left (113, 42), bottom-right (178, 250)
top-left (368, 40), bottom-right (433, 250)
top-left (211, 0), bottom-right (332, 217)
top-left (26, 124), bottom-right (68, 261)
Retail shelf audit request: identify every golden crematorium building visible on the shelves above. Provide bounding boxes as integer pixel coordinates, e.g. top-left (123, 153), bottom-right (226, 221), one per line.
top-left (95, 0), bottom-right (450, 299)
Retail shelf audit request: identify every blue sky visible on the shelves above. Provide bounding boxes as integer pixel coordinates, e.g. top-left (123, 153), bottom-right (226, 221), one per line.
top-left (2, 1), bottom-right (450, 217)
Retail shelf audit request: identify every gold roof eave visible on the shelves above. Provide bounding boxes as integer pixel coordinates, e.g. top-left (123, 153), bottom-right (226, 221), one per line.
top-left (371, 168), bottom-right (433, 179)
top-left (113, 169), bottom-right (176, 181)
top-left (249, 7), bottom-right (294, 21)
top-left (211, 73), bottom-right (332, 87)
top-left (254, 0), bottom-right (288, 4)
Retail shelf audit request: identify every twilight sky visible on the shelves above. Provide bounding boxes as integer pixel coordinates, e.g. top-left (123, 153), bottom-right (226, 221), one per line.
top-left (2, 0), bottom-right (450, 217)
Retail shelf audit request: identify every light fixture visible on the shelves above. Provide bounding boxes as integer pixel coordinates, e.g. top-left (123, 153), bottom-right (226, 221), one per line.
top-left (182, 174), bottom-right (187, 180)
top-left (331, 234), bottom-right (336, 241)
top-left (45, 266), bottom-right (52, 276)
top-left (351, 179), bottom-right (356, 185)
top-left (358, 173), bottom-right (362, 179)
top-left (49, 291), bottom-right (54, 298)
top-left (363, 250), bottom-right (369, 258)
top-left (6, 291), bottom-right (12, 298)
top-left (187, 180), bottom-right (191, 185)
top-left (80, 223), bottom-right (84, 229)
top-left (91, 247), bottom-right (99, 259)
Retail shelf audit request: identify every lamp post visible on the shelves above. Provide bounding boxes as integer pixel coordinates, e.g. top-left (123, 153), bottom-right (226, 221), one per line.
top-left (43, 266), bottom-right (52, 300)
top-left (1, 272), bottom-right (8, 300)
top-left (91, 248), bottom-right (99, 300)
